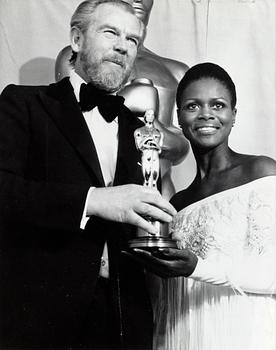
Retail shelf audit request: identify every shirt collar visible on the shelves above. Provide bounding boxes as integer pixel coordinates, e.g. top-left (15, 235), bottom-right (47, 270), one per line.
top-left (69, 70), bottom-right (118, 101)
top-left (69, 70), bottom-right (119, 124)
top-left (69, 70), bottom-right (85, 103)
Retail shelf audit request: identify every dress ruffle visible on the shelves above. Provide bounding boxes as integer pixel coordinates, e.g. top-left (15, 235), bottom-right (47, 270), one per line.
top-left (154, 176), bottom-right (276, 350)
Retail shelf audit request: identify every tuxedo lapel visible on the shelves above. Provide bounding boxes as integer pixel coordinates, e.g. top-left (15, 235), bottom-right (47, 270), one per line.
top-left (39, 78), bottom-right (105, 186)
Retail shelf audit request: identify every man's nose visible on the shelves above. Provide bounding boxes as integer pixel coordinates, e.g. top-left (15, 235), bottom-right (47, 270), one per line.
top-left (114, 37), bottom-right (128, 54)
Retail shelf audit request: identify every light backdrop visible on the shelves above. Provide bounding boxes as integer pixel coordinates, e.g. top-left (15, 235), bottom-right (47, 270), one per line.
top-left (0, 0), bottom-right (275, 191)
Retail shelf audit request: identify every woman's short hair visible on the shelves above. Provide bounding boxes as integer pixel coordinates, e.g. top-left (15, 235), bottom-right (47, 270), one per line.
top-left (176, 62), bottom-right (237, 109)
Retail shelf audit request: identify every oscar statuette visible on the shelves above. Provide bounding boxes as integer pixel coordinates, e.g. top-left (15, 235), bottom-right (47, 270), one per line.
top-left (128, 109), bottom-right (177, 250)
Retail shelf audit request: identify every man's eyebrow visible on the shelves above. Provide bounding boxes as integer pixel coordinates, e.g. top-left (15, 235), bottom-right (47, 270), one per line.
top-left (97, 24), bottom-right (142, 41)
top-left (126, 32), bottom-right (141, 42)
top-left (97, 24), bottom-right (118, 31)
top-left (98, 23), bottom-right (138, 33)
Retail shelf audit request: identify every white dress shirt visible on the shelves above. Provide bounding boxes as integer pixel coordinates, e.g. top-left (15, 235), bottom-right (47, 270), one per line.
top-left (70, 70), bottom-right (119, 278)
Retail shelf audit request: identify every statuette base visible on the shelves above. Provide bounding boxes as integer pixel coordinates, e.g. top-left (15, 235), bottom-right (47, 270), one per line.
top-left (128, 236), bottom-right (177, 250)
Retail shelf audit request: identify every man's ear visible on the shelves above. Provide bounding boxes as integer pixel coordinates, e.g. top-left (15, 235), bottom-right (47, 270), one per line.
top-left (70, 27), bottom-right (83, 53)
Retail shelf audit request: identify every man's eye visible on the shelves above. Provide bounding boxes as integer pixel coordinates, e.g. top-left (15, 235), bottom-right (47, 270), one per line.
top-left (127, 37), bottom-right (139, 46)
top-left (104, 30), bottom-right (117, 36)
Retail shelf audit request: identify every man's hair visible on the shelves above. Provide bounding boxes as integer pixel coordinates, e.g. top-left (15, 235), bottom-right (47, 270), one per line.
top-left (176, 62), bottom-right (237, 109)
top-left (70, 0), bottom-right (144, 65)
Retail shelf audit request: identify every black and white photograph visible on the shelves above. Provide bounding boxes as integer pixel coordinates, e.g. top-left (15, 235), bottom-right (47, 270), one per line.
top-left (0, 1), bottom-right (275, 349)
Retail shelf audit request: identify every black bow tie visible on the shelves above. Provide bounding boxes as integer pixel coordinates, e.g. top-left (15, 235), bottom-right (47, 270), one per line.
top-left (79, 83), bottom-right (125, 123)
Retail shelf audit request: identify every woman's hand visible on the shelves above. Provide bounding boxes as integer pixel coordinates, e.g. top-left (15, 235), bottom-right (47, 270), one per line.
top-left (124, 247), bottom-right (198, 278)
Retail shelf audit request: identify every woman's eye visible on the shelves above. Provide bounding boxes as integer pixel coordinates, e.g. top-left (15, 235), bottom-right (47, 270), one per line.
top-left (213, 102), bottom-right (224, 110)
top-left (184, 103), bottom-right (198, 111)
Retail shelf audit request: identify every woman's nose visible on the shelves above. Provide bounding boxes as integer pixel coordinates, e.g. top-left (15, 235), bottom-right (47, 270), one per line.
top-left (200, 105), bottom-right (213, 119)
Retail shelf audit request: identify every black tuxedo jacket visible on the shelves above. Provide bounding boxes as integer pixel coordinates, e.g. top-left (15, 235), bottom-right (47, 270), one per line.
top-left (0, 78), bottom-right (153, 349)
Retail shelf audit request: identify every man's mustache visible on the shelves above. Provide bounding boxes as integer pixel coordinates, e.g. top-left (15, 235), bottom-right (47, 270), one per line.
top-left (103, 56), bottom-right (126, 68)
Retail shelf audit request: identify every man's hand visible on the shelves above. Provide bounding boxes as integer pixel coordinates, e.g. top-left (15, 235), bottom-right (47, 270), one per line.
top-left (124, 247), bottom-right (198, 278)
top-left (87, 184), bottom-right (177, 234)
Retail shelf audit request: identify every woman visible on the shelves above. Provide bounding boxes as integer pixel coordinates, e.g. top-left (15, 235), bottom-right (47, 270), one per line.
top-left (131, 63), bottom-right (276, 350)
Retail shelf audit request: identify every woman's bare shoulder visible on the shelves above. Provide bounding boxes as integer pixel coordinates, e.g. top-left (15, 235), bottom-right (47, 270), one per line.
top-left (245, 155), bottom-right (276, 178)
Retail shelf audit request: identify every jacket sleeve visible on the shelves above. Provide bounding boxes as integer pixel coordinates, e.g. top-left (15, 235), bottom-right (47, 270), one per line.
top-left (0, 84), bottom-right (90, 232)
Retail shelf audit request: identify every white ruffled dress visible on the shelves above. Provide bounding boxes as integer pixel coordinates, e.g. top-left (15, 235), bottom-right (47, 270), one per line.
top-left (154, 176), bottom-right (276, 350)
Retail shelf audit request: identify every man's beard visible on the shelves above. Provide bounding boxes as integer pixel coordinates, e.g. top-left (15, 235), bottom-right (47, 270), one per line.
top-left (80, 50), bottom-right (132, 93)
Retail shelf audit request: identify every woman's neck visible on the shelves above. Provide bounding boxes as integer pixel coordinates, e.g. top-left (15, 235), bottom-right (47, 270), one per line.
top-left (194, 147), bottom-right (236, 180)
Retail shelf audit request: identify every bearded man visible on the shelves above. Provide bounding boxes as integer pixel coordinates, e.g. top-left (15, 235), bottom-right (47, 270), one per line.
top-left (0, 1), bottom-right (177, 349)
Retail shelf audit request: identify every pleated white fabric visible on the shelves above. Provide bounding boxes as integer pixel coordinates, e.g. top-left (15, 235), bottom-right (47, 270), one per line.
top-left (154, 176), bottom-right (276, 350)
